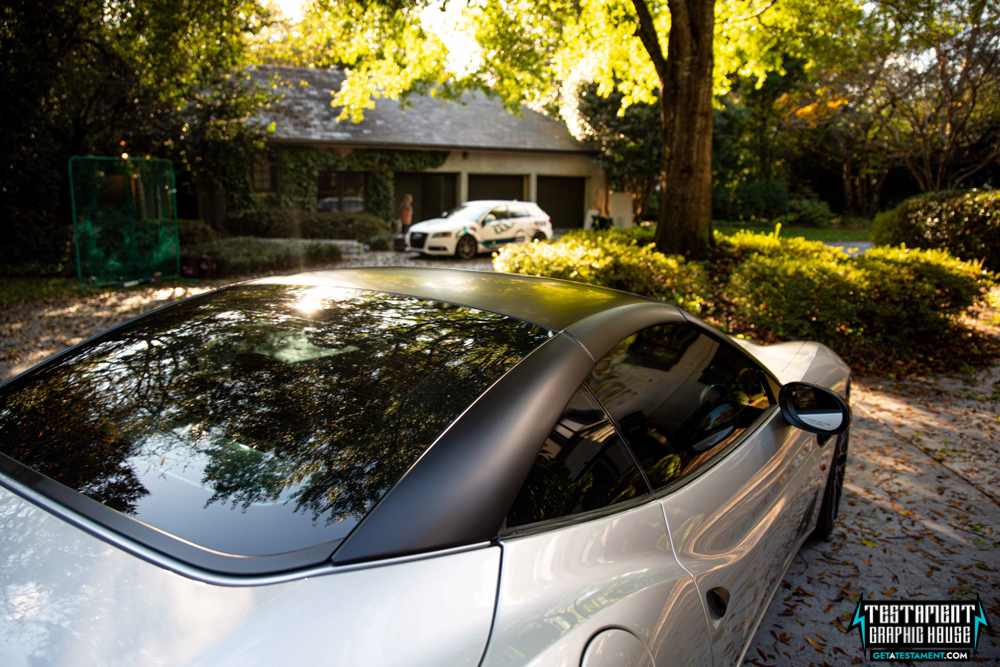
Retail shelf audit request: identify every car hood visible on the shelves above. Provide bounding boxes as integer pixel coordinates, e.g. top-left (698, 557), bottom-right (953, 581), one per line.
top-left (730, 337), bottom-right (850, 397)
top-left (410, 218), bottom-right (478, 233)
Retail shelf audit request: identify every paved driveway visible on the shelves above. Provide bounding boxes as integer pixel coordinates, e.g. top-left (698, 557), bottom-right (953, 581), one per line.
top-left (748, 372), bottom-right (1000, 665)
top-left (824, 240), bottom-right (874, 256)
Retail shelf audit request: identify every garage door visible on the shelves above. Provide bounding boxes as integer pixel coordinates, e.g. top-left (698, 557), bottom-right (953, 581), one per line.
top-left (395, 173), bottom-right (458, 224)
top-left (468, 174), bottom-right (525, 202)
top-left (537, 176), bottom-right (586, 229)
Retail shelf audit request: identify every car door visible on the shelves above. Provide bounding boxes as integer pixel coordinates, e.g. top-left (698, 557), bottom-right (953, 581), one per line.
top-left (481, 384), bottom-right (714, 667)
top-left (587, 323), bottom-right (823, 667)
top-left (507, 203), bottom-right (533, 243)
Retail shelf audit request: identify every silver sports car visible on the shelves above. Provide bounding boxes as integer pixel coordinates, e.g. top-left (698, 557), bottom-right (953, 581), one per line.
top-left (0, 268), bottom-right (851, 667)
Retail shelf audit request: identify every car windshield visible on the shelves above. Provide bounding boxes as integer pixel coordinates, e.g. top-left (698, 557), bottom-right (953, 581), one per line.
top-left (442, 202), bottom-right (495, 221)
top-left (0, 285), bottom-right (551, 557)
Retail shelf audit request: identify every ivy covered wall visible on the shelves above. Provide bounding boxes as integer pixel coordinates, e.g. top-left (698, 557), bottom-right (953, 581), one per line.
top-left (264, 148), bottom-right (450, 221)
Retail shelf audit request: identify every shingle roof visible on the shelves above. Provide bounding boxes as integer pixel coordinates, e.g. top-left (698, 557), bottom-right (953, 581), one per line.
top-left (252, 65), bottom-right (595, 154)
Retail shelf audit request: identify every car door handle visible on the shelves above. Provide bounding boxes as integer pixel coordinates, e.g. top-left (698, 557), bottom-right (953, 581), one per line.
top-left (706, 587), bottom-right (730, 619)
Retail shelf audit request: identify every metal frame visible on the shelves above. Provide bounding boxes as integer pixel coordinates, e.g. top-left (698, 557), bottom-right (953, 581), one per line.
top-left (67, 155), bottom-right (182, 287)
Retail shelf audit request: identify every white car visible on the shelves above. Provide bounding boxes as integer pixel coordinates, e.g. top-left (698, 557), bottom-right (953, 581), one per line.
top-left (406, 200), bottom-right (553, 259)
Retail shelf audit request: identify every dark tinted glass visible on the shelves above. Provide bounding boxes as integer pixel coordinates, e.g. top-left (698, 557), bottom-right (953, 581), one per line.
top-left (589, 324), bottom-right (772, 490)
top-left (0, 285), bottom-right (550, 556)
top-left (506, 386), bottom-right (648, 528)
top-left (509, 204), bottom-right (530, 218)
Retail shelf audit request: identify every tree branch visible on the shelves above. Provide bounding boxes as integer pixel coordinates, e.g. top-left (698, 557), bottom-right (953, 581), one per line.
top-left (630, 0), bottom-right (668, 81)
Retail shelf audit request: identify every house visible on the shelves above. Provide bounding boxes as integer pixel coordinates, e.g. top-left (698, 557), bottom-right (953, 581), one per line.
top-left (248, 66), bottom-right (606, 229)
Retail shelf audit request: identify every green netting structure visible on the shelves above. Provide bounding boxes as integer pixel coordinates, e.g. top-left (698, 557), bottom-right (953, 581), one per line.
top-left (69, 156), bottom-right (181, 287)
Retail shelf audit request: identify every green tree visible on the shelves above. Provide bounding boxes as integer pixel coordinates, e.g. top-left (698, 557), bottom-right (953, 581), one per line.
top-left (879, 0), bottom-right (1000, 191)
top-left (254, 0), bottom-right (473, 121)
top-left (0, 0), bottom-right (276, 269)
top-left (463, 0), bottom-right (853, 255)
top-left (577, 82), bottom-right (661, 219)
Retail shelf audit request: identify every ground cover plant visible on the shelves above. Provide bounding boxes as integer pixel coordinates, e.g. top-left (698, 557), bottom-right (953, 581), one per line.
top-left (495, 226), bottom-right (997, 377)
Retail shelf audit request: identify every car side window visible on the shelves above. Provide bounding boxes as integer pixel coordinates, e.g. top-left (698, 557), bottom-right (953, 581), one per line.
top-left (588, 324), bottom-right (773, 491)
top-left (488, 206), bottom-right (509, 221)
top-left (506, 385), bottom-right (648, 529)
top-left (509, 204), bottom-right (530, 218)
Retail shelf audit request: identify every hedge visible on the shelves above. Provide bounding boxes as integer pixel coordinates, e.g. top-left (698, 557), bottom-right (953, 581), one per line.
top-left (176, 218), bottom-right (218, 248)
top-left (223, 210), bottom-right (392, 243)
top-left (494, 227), bottom-right (995, 372)
top-left (186, 237), bottom-right (342, 278)
top-left (872, 190), bottom-right (1000, 271)
top-left (728, 244), bottom-right (990, 346)
top-left (493, 234), bottom-right (708, 314)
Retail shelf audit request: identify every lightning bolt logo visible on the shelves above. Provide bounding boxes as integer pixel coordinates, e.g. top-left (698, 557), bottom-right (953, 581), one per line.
top-left (973, 595), bottom-right (992, 653)
top-left (848, 594), bottom-right (867, 652)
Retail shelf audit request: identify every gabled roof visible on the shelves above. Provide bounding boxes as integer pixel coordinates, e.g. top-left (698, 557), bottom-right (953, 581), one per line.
top-left (252, 65), bottom-right (595, 154)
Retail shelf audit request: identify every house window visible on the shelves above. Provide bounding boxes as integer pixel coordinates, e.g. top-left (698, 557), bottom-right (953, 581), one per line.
top-left (252, 159), bottom-right (278, 193)
top-left (317, 171), bottom-right (366, 212)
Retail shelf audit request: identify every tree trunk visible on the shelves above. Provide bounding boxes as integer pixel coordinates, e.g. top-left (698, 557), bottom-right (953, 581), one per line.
top-left (842, 148), bottom-right (855, 216)
top-left (631, 0), bottom-right (715, 256)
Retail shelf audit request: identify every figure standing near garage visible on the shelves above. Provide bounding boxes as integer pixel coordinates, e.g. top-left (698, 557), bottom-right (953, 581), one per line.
top-left (399, 194), bottom-right (414, 234)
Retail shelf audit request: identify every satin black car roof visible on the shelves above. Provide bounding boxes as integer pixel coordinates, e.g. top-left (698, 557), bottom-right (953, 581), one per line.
top-left (252, 267), bottom-right (664, 335)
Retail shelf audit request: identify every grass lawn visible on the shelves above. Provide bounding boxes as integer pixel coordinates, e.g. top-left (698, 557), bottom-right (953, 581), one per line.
top-left (714, 225), bottom-right (872, 242)
top-left (0, 277), bottom-right (78, 306)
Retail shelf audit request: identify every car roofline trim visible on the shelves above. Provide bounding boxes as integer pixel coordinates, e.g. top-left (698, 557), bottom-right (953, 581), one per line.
top-left (0, 468), bottom-right (493, 587)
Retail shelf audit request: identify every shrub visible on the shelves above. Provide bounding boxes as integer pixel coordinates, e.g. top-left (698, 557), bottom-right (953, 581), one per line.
top-left (728, 253), bottom-right (866, 342)
top-left (187, 237), bottom-right (342, 278)
top-left (562, 225), bottom-right (656, 247)
top-left (872, 190), bottom-right (1000, 271)
top-left (714, 226), bottom-right (845, 263)
top-left (493, 235), bottom-right (708, 313)
top-left (778, 198), bottom-right (835, 227)
top-left (368, 232), bottom-right (393, 251)
top-left (727, 242), bottom-right (992, 348)
top-left (176, 218), bottom-right (218, 248)
top-left (224, 210), bottom-right (392, 243)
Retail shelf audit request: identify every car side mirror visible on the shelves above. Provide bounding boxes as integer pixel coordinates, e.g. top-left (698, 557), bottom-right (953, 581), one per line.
top-left (778, 382), bottom-right (851, 435)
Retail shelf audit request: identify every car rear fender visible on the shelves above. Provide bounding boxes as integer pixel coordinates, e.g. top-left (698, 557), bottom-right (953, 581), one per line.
top-left (0, 481), bottom-right (500, 667)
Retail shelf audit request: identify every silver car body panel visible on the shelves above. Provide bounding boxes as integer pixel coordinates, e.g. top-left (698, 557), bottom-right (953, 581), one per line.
top-left (0, 484), bottom-right (500, 667)
top-left (581, 629), bottom-right (654, 667)
top-left (731, 338), bottom-right (850, 396)
top-left (659, 408), bottom-right (830, 667)
top-left (483, 501), bottom-right (714, 667)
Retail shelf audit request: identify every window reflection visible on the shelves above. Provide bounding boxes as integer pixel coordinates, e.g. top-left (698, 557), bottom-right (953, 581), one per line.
top-left (0, 286), bottom-right (550, 556)
top-left (588, 325), bottom-right (772, 490)
top-left (506, 387), bottom-right (647, 528)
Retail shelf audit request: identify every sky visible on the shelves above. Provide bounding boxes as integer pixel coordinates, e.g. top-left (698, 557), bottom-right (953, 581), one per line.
top-left (269, 0), bottom-right (481, 74)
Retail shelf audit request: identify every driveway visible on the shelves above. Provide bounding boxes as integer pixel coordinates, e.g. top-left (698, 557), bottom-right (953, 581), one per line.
top-left (748, 370), bottom-right (1000, 665)
top-left (825, 240), bottom-right (874, 256)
